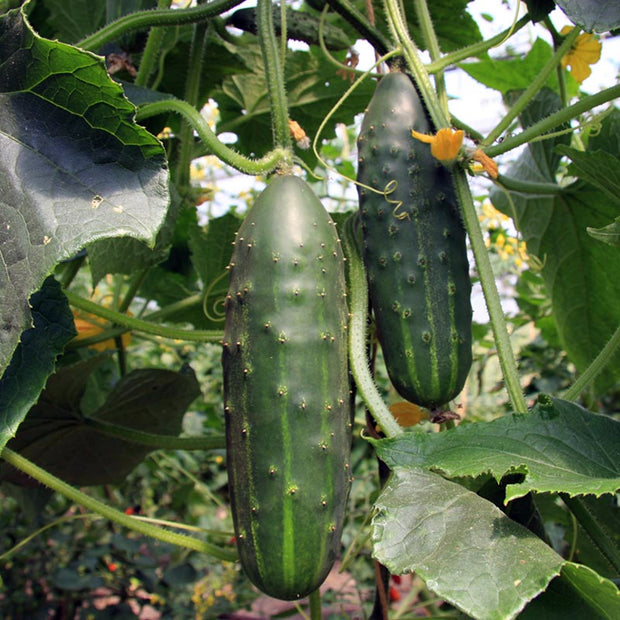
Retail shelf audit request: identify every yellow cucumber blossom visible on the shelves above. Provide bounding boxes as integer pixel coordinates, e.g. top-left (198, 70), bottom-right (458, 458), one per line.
top-left (560, 26), bottom-right (601, 83)
top-left (411, 127), bottom-right (464, 163)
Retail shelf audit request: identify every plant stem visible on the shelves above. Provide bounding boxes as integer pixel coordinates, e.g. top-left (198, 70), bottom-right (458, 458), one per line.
top-left (257, 0), bottom-right (292, 155)
top-left (176, 18), bottom-right (210, 188)
top-left (308, 589), bottom-right (322, 620)
top-left (425, 15), bottom-right (530, 74)
top-left (83, 417), bottom-right (226, 450)
top-left (561, 494), bottom-right (620, 575)
top-left (65, 289), bottom-right (222, 342)
top-left (495, 174), bottom-right (560, 196)
top-left (453, 171), bottom-right (527, 413)
top-left (383, 0), bottom-right (449, 129)
top-left (482, 27), bottom-right (580, 146)
top-left (564, 324), bottom-right (620, 401)
top-left (484, 84), bottom-right (620, 158)
top-left (136, 99), bottom-right (288, 175)
top-left (342, 217), bottom-right (403, 438)
top-left (413, 0), bottom-right (448, 119)
top-left (134, 0), bottom-right (172, 87)
top-left (0, 447), bottom-right (237, 562)
top-left (77, 0), bottom-right (245, 51)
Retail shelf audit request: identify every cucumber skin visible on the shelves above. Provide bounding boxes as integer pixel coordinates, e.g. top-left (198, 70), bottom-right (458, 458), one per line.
top-left (223, 175), bottom-right (352, 601)
top-left (356, 71), bottom-right (472, 409)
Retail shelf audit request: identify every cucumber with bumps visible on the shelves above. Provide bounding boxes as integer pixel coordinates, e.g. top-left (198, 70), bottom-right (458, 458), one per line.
top-left (356, 70), bottom-right (472, 411)
top-left (223, 174), bottom-right (352, 600)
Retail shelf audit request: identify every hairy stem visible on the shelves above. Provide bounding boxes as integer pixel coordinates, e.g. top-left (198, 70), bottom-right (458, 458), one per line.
top-left (483, 27), bottom-right (580, 146)
top-left (136, 99), bottom-right (288, 175)
top-left (66, 289), bottom-right (222, 342)
top-left (453, 171), bottom-right (527, 413)
top-left (564, 324), bottom-right (620, 401)
top-left (134, 0), bottom-right (172, 87)
top-left (0, 447), bottom-right (237, 562)
top-left (484, 84), bottom-right (620, 158)
top-left (258, 0), bottom-right (292, 154)
top-left (77, 0), bottom-right (244, 51)
top-left (84, 418), bottom-right (226, 450)
top-left (342, 216), bottom-right (403, 438)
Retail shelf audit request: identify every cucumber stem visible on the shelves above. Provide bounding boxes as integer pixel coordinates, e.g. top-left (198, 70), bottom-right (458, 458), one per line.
top-left (65, 289), bottom-right (222, 342)
top-left (136, 99), bottom-right (288, 175)
top-left (343, 217), bottom-right (403, 438)
top-left (0, 447), bottom-right (237, 562)
top-left (257, 0), bottom-right (293, 155)
top-left (453, 172), bottom-right (527, 413)
top-left (76, 0), bottom-right (244, 51)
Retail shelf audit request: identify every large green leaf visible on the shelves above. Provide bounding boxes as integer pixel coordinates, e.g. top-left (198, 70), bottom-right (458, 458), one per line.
top-left (0, 277), bottom-right (76, 452)
top-left (0, 360), bottom-right (200, 487)
top-left (371, 397), bottom-right (620, 502)
top-left (491, 95), bottom-right (620, 392)
top-left (0, 6), bottom-right (169, 377)
top-left (372, 467), bottom-right (563, 620)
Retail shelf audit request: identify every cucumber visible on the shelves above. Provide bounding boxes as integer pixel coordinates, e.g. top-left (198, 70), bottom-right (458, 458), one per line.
top-left (223, 174), bottom-right (352, 600)
top-left (356, 70), bottom-right (472, 411)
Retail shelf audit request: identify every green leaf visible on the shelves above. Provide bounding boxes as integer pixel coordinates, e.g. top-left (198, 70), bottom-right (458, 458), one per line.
top-left (372, 467), bottom-right (563, 620)
top-left (554, 0), bottom-right (620, 33)
top-left (0, 360), bottom-right (200, 487)
top-left (460, 38), bottom-right (561, 94)
top-left (491, 96), bottom-right (620, 393)
top-left (556, 146), bottom-right (620, 207)
top-left (521, 563), bottom-right (620, 618)
top-left (0, 6), bottom-right (169, 377)
top-left (0, 277), bottom-right (76, 452)
top-left (371, 397), bottom-right (620, 502)
top-left (586, 216), bottom-right (620, 247)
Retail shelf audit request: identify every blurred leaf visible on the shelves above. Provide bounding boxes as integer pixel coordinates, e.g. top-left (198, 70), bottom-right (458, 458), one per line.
top-left (523, 0), bottom-right (556, 23)
top-left (372, 467), bottom-right (563, 620)
top-left (491, 96), bottom-right (620, 392)
top-left (0, 361), bottom-right (200, 487)
top-left (0, 6), bottom-right (169, 377)
top-left (554, 0), bottom-right (620, 32)
top-left (371, 397), bottom-right (620, 502)
top-left (0, 278), bottom-right (76, 452)
top-left (557, 146), bottom-right (620, 207)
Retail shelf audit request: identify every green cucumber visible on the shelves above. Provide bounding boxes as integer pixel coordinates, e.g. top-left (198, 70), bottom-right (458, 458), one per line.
top-left (356, 70), bottom-right (472, 411)
top-left (223, 174), bottom-right (352, 600)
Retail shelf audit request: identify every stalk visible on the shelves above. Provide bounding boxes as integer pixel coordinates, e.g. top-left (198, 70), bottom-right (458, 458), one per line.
top-left (134, 0), bottom-right (172, 87)
top-left (136, 99), bottom-right (288, 175)
top-left (257, 0), bottom-right (292, 155)
top-left (66, 290), bottom-right (221, 342)
top-left (453, 171), bottom-right (527, 412)
top-left (342, 217), bottom-right (403, 438)
top-left (484, 84), bottom-right (620, 158)
top-left (482, 27), bottom-right (580, 146)
top-left (77, 0), bottom-right (244, 51)
top-left (83, 418), bottom-right (226, 451)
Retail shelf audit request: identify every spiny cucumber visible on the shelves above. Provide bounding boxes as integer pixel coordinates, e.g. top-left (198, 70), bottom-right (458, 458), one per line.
top-left (223, 174), bottom-right (352, 600)
top-left (356, 70), bottom-right (472, 411)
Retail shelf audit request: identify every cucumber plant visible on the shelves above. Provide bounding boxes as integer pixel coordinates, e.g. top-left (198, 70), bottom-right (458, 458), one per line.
top-left (222, 174), bottom-right (352, 600)
top-left (356, 68), bottom-right (472, 414)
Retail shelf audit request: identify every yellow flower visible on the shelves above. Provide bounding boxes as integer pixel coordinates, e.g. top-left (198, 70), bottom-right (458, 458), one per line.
top-left (560, 26), bottom-right (601, 83)
top-left (411, 127), bottom-right (464, 163)
top-left (73, 310), bottom-right (131, 352)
